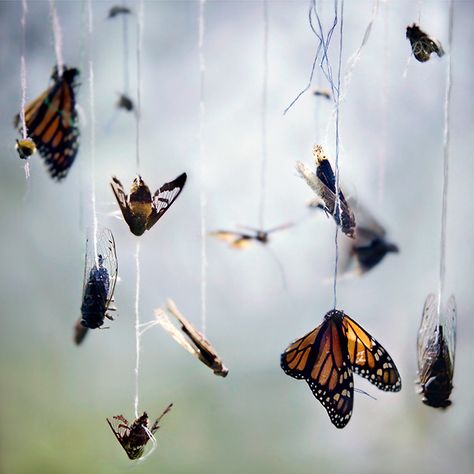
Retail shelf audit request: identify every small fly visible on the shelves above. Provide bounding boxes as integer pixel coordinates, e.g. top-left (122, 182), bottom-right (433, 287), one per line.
top-left (108, 5), bottom-right (132, 19)
top-left (406, 24), bottom-right (444, 63)
top-left (107, 404), bottom-right (172, 460)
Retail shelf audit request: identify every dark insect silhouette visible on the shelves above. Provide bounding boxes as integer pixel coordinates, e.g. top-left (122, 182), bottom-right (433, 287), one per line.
top-left (209, 223), bottom-right (293, 249)
top-left (108, 5), bottom-right (132, 18)
top-left (107, 404), bottom-right (172, 460)
top-left (111, 173), bottom-right (187, 236)
top-left (417, 294), bottom-right (456, 408)
top-left (406, 24), bottom-right (444, 62)
top-left (281, 309), bottom-right (401, 428)
top-left (297, 145), bottom-right (356, 238)
top-left (14, 66), bottom-right (80, 180)
top-left (155, 299), bottom-right (228, 377)
top-left (313, 89), bottom-right (331, 100)
top-left (15, 138), bottom-right (36, 160)
top-left (117, 93), bottom-right (134, 112)
top-left (74, 228), bottom-right (118, 344)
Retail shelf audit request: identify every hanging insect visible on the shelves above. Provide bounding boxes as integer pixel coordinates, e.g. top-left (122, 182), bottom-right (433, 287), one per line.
top-left (281, 309), bottom-right (401, 428)
top-left (74, 228), bottom-right (118, 345)
top-left (417, 294), bottom-right (456, 409)
top-left (14, 65), bottom-right (80, 180)
top-left (155, 299), bottom-right (228, 377)
top-left (107, 403), bottom-right (172, 460)
top-left (297, 145), bottom-right (356, 238)
top-left (313, 89), bottom-right (331, 100)
top-left (406, 24), bottom-right (444, 63)
top-left (209, 223), bottom-right (293, 249)
top-left (111, 173), bottom-right (187, 236)
top-left (108, 5), bottom-right (132, 18)
top-left (15, 138), bottom-right (36, 160)
top-left (117, 93), bottom-right (134, 112)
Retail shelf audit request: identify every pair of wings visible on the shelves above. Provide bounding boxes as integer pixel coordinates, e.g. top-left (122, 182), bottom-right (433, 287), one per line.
top-left (154, 299), bottom-right (228, 377)
top-left (406, 24), bottom-right (444, 62)
top-left (17, 66), bottom-right (80, 180)
top-left (111, 173), bottom-right (186, 235)
top-left (74, 228), bottom-right (118, 345)
top-left (281, 311), bottom-right (401, 428)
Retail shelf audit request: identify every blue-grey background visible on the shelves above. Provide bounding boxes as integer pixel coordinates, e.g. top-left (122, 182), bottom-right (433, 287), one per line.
top-left (1, 0), bottom-right (473, 473)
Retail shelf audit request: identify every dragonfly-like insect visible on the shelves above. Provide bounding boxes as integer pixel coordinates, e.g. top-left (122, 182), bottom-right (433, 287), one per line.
top-left (111, 173), bottom-right (187, 236)
top-left (417, 294), bottom-right (456, 408)
top-left (154, 299), bottom-right (228, 377)
top-left (107, 403), bottom-right (172, 460)
top-left (297, 145), bottom-right (356, 238)
top-left (74, 228), bottom-right (118, 345)
top-left (406, 24), bottom-right (444, 63)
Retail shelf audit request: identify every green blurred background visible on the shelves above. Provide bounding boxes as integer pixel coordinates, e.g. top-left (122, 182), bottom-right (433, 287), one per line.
top-left (1, 0), bottom-right (474, 473)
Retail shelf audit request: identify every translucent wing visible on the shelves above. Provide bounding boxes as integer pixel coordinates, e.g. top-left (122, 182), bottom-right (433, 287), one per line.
top-left (96, 228), bottom-right (118, 311)
top-left (146, 173), bottom-right (187, 230)
top-left (209, 230), bottom-right (254, 249)
top-left (342, 314), bottom-right (402, 391)
top-left (443, 295), bottom-right (457, 369)
top-left (417, 294), bottom-right (439, 371)
top-left (349, 198), bottom-right (386, 245)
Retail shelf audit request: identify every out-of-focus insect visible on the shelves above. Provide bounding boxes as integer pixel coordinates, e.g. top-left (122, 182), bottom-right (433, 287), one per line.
top-left (309, 198), bottom-right (399, 274)
top-left (74, 228), bottom-right (118, 345)
top-left (209, 222), bottom-right (293, 249)
top-left (417, 294), bottom-right (456, 409)
top-left (297, 145), bottom-right (356, 238)
top-left (117, 93), bottom-right (134, 112)
top-left (155, 299), bottom-right (229, 377)
top-left (14, 65), bottom-right (80, 180)
top-left (107, 403), bottom-right (172, 460)
top-left (110, 173), bottom-right (187, 236)
top-left (108, 5), bottom-right (132, 18)
top-left (281, 309), bottom-right (401, 428)
top-left (313, 89), bottom-right (331, 100)
top-left (15, 138), bottom-right (36, 160)
top-left (406, 24), bottom-right (444, 63)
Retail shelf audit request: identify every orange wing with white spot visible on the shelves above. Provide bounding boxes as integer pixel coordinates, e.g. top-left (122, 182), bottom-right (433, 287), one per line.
top-left (342, 314), bottom-right (401, 392)
top-left (281, 318), bottom-right (354, 428)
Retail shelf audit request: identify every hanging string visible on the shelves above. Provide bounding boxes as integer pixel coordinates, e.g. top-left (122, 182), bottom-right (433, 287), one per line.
top-left (134, 0), bottom-right (144, 420)
top-left (19, 0), bottom-right (30, 179)
top-left (258, 0), bottom-right (269, 230)
top-left (198, 0), bottom-right (207, 337)
top-left (332, 0), bottom-right (344, 310)
top-left (48, 0), bottom-right (64, 77)
top-left (438, 0), bottom-right (454, 314)
top-left (122, 0), bottom-right (130, 95)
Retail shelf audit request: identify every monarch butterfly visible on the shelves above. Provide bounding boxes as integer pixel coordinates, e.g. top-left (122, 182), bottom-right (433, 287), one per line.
top-left (110, 173), bottom-right (187, 236)
top-left (107, 403), bottom-right (172, 460)
top-left (281, 309), bottom-right (401, 428)
top-left (406, 24), bottom-right (444, 63)
top-left (210, 222), bottom-right (293, 249)
top-left (74, 228), bottom-right (118, 345)
top-left (15, 66), bottom-right (80, 180)
top-left (154, 299), bottom-right (228, 377)
top-left (417, 294), bottom-right (456, 408)
top-left (297, 145), bottom-right (356, 238)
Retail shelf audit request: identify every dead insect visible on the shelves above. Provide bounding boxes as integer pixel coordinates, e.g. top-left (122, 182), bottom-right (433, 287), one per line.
top-left (313, 89), bottom-right (331, 100)
top-left (107, 404), bottom-right (172, 460)
top-left (209, 223), bottom-right (293, 249)
top-left (417, 294), bottom-right (456, 409)
top-left (74, 228), bottom-right (118, 344)
top-left (155, 299), bottom-right (228, 377)
top-left (406, 24), bottom-right (444, 62)
top-left (15, 138), bottom-right (36, 160)
top-left (108, 5), bottom-right (132, 18)
top-left (297, 145), bottom-right (356, 238)
top-left (111, 174), bottom-right (186, 236)
top-left (117, 93), bottom-right (134, 112)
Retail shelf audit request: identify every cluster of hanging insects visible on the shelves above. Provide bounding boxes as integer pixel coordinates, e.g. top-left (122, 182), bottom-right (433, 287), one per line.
top-left (13, 1), bottom-right (455, 460)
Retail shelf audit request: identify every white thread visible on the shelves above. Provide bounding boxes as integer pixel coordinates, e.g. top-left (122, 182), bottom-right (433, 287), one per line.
top-left (122, 0), bottom-right (130, 95)
top-left (134, 241), bottom-right (141, 419)
top-left (198, 0), bottom-right (207, 337)
top-left (137, 425), bottom-right (157, 462)
top-left (438, 0), bottom-right (454, 314)
top-left (135, 0), bottom-right (144, 172)
top-left (48, 0), bottom-right (64, 76)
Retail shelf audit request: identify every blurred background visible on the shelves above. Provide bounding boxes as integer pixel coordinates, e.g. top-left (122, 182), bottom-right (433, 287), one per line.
top-left (1, 0), bottom-right (473, 473)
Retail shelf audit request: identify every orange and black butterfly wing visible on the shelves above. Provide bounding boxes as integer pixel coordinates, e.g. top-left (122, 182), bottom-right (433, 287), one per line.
top-left (342, 314), bottom-right (401, 391)
top-left (281, 319), bottom-right (354, 428)
top-left (20, 67), bottom-right (80, 180)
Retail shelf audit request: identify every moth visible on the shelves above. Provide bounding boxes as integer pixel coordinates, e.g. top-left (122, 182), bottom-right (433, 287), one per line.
top-left (297, 145), bottom-right (356, 238)
top-left (417, 294), bottom-right (456, 408)
top-left (209, 223), bottom-right (293, 249)
top-left (15, 138), bottom-right (36, 160)
top-left (406, 24), bottom-right (444, 63)
top-left (110, 173), bottom-right (187, 236)
top-left (107, 403), bottom-right (172, 460)
top-left (108, 5), bottom-right (132, 18)
top-left (74, 228), bottom-right (118, 345)
top-left (155, 299), bottom-right (228, 377)
top-left (281, 309), bottom-right (401, 428)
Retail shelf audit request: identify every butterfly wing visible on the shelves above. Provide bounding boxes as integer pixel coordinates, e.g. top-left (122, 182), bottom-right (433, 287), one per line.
top-left (19, 67), bottom-right (80, 180)
top-left (281, 319), bottom-right (354, 428)
top-left (110, 176), bottom-right (137, 228)
top-left (146, 173), bottom-right (187, 230)
top-left (342, 314), bottom-right (401, 391)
